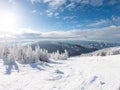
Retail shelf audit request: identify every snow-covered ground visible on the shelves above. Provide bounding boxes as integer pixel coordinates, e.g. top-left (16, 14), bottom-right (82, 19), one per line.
top-left (0, 55), bottom-right (120, 90)
top-left (81, 46), bottom-right (120, 56)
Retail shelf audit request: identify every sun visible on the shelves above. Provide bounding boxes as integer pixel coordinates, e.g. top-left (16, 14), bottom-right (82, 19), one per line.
top-left (0, 10), bottom-right (18, 32)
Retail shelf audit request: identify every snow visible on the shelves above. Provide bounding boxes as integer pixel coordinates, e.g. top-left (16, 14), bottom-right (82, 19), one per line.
top-left (0, 55), bottom-right (120, 90)
top-left (81, 46), bottom-right (120, 56)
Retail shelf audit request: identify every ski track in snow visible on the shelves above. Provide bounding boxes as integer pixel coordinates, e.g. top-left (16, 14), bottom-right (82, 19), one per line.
top-left (0, 55), bottom-right (120, 90)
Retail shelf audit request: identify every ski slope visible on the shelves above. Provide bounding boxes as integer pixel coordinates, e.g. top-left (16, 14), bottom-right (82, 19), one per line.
top-left (0, 55), bottom-right (120, 90)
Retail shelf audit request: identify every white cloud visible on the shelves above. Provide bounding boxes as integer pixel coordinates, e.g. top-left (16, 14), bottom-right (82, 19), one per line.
top-left (46, 10), bottom-right (59, 17)
top-left (0, 27), bottom-right (38, 35)
top-left (8, 0), bottom-right (15, 2)
top-left (3, 26), bottom-right (119, 43)
top-left (45, 0), bottom-right (66, 9)
top-left (87, 19), bottom-right (110, 27)
top-left (31, 10), bottom-right (37, 13)
top-left (30, 0), bottom-right (104, 17)
top-left (89, 0), bottom-right (103, 6)
top-left (8, 0), bottom-right (16, 2)
top-left (30, 0), bottom-right (41, 4)
top-left (46, 11), bottom-right (53, 17)
top-left (43, 0), bottom-right (51, 3)
top-left (31, 0), bottom-right (66, 9)
top-left (54, 12), bottom-right (59, 16)
top-left (111, 16), bottom-right (120, 26)
top-left (66, 2), bottom-right (75, 9)
top-left (87, 17), bottom-right (120, 27)
top-left (41, 26), bottom-right (120, 42)
top-left (44, 0), bottom-right (66, 17)
top-left (63, 16), bottom-right (76, 20)
top-left (1, 0), bottom-right (17, 4)
top-left (1, 26), bottom-right (120, 43)
top-left (68, 0), bottom-right (104, 8)
top-left (45, 0), bottom-right (104, 16)
top-left (0, 27), bottom-right (40, 40)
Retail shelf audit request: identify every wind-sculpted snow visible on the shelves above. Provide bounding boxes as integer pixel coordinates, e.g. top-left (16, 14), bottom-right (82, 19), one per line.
top-left (81, 46), bottom-right (120, 56)
top-left (0, 55), bottom-right (120, 90)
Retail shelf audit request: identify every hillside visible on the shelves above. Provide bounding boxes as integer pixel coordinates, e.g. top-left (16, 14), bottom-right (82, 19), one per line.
top-left (81, 46), bottom-right (120, 56)
top-left (2, 40), bottom-right (120, 56)
top-left (64, 40), bottom-right (120, 49)
top-left (0, 55), bottom-right (120, 90)
top-left (29, 41), bottom-right (97, 56)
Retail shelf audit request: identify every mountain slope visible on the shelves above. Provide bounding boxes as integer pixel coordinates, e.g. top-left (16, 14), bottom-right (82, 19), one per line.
top-left (0, 55), bottom-right (120, 90)
top-left (81, 46), bottom-right (120, 56)
top-left (30, 41), bottom-right (97, 56)
top-left (63, 40), bottom-right (120, 49)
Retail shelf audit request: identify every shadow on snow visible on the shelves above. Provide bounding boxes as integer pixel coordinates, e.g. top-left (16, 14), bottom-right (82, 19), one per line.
top-left (3, 59), bottom-right (62, 75)
top-left (5, 62), bottom-right (19, 75)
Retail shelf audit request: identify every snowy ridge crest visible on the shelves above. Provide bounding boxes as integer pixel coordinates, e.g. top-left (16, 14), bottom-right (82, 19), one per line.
top-left (81, 46), bottom-right (120, 56)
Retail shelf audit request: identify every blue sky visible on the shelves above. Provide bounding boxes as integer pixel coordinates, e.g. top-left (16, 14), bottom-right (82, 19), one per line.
top-left (0, 0), bottom-right (120, 42)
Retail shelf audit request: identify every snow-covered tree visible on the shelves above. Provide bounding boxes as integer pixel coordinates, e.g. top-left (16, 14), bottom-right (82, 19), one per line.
top-left (50, 49), bottom-right (69, 60)
top-left (0, 45), bottom-right (69, 64)
top-left (2, 46), bottom-right (9, 58)
top-left (34, 46), bottom-right (49, 62)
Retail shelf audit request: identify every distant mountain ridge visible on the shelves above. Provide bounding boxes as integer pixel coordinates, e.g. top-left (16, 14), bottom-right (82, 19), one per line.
top-left (3, 40), bottom-right (120, 56)
top-left (62, 40), bottom-right (120, 49)
top-left (29, 41), bottom-right (97, 56)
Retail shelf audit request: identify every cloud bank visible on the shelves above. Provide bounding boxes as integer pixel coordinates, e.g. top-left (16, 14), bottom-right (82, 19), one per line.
top-left (0, 26), bottom-right (120, 43)
top-left (4, 26), bottom-right (119, 43)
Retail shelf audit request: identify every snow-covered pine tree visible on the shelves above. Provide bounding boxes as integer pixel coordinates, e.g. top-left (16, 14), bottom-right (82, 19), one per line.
top-left (34, 46), bottom-right (49, 62)
top-left (50, 49), bottom-right (69, 60)
top-left (0, 44), bottom-right (68, 64)
top-left (7, 47), bottom-right (16, 64)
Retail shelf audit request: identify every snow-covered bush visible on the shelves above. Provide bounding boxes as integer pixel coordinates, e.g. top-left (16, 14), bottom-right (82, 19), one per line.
top-left (1, 46), bottom-right (9, 58)
top-left (34, 46), bottom-right (49, 62)
top-left (50, 49), bottom-right (69, 60)
top-left (0, 45), bottom-right (49, 64)
top-left (6, 47), bottom-right (16, 64)
top-left (0, 45), bottom-right (69, 64)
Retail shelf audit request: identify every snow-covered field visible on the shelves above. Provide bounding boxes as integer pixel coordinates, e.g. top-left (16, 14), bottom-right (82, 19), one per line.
top-left (0, 55), bottom-right (120, 90)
